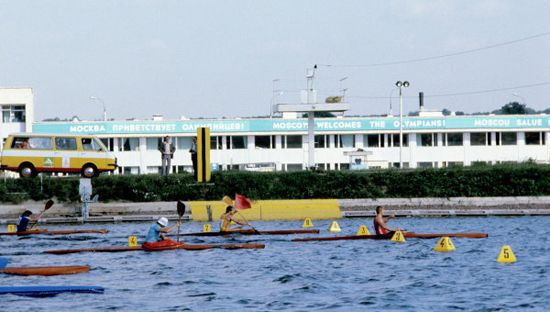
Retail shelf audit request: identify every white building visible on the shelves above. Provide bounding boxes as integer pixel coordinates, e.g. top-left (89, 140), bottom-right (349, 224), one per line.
top-left (2, 87), bottom-right (549, 174)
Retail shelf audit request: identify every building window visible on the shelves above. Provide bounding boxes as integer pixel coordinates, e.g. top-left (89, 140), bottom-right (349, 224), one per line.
top-left (176, 137), bottom-right (192, 150)
top-left (286, 164), bottom-right (303, 171)
top-left (391, 134), bottom-right (408, 147)
top-left (2, 105), bottom-right (26, 123)
top-left (446, 133), bottom-right (463, 146)
top-left (365, 134), bottom-right (380, 148)
top-left (227, 136), bottom-right (247, 149)
top-left (256, 135), bottom-right (276, 149)
top-left (334, 134), bottom-right (355, 148)
top-left (417, 162), bottom-right (433, 168)
top-left (501, 132), bottom-right (517, 145)
top-left (315, 135), bottom-right (329, 148)
top-left (470, 132), bottom-right (487, 146)
top-left (525, 132), bottom-right (542, 145)
top-left (146, 137), bottom-right (161, 151)
top-left (211, 136), bottom-right (223, 150)
top-left (119, 138), bottom-right (139, 151)
top-left (283, 135), bottom-right (302, 148)
top-left (418, 133), bottom-right (437, 147)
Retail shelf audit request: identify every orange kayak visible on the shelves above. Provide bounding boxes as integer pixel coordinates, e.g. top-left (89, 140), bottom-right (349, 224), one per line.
top-left (2, 265), bottom-right (90, 276)
top-left (45, 243), bottom-right (266, 254)
top-left (0, 229), bottom-right (109, 236)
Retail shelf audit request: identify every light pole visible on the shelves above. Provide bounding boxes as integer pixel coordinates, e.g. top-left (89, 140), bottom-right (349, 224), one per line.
top-left (270, 79), bottom-right (280, 118)
top-left (396, 81), bottom-right (410, 168)
top-left (339, 77), bottom-right (348, 102)
top-left (90, 96), bottom-right (107, 121)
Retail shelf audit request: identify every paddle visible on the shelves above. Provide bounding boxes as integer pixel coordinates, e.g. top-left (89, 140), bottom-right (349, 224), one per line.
top-left (176, 201), bottom-right (187, 242)
top-left (29, 199), bottom-right (54, 230)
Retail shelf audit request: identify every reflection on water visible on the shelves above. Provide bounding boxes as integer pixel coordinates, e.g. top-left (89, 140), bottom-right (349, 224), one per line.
top-left (1, 217), bottom-right (548, 311)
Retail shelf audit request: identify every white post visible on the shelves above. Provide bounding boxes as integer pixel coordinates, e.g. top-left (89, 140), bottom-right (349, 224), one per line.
top-left (308, 112), bottom-right (315, 169)
top-left (399, 86), bottom-right (403, 169)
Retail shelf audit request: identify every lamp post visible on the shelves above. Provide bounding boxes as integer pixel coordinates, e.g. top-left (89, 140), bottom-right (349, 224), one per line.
top-left (395, 81), bottom-right (410, 169)
top-left (90, 96), bottom-right (107, 121)
top-left (511, 92), bottom-right (526, 104)
top-left (270, 79), bottom-right (280, 118)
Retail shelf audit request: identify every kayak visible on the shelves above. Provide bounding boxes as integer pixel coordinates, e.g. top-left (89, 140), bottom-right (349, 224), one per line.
top-left (0, 229), bottom-right (109, 236)
top-left (45, 243), bottom-right (266, 255)
top-left (178, 229), bottom-right (320, 237)
top-left (292, 232), bottom-right (489, 242)
top-left (2, 265), bottom-right (90, 276)
top-left (0, 286), bottom-right (104, 297)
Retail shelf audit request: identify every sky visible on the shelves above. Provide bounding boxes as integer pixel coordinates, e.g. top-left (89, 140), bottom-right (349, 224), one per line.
top-left (0, 0), bottom-right (549, 121)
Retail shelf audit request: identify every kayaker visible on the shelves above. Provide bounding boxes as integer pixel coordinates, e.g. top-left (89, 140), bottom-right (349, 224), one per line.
top-left (16, 210), bottom-right (44, 232)
top-left (373, 206), bottom-right (403, 236)
top-left (144, 217), bottom-right (180, 244)
top-left (220, 205), bottom-right (250, 231)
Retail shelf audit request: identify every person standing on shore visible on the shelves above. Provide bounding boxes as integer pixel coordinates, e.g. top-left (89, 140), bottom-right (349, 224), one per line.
top-left (189, 137), bottom-right (197, 180)
top-left (158, 136), bottom-right (176, 176)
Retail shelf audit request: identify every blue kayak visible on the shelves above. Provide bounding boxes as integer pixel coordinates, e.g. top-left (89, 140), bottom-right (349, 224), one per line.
top-left (0, 286), bottom-right (104, 297)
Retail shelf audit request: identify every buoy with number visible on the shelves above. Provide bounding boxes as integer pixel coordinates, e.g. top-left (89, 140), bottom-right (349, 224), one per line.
top-left (328, 221), bottom-right (341, 232)
top-left (203, 223), bottom-right (211, 233)
top-left (128, 236), bottom-right (138, 247)
top-left (7, 224), bottom-right (16, 233)
top-left (434, 237), bottom-right (455, 252)
top-left (497, 245), bottom-right (517, 263)
top-left (302, 218), bottom-right (314, 228)
top-left (391, 230), bottom-right (406, 243)
top-left (357, 225), bottom-right (370, 236)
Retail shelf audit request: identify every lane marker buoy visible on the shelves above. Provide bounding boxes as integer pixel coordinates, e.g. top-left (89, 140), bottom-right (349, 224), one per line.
top-left (128, 235), bottom-right (138, 247)
top-left (497, 245), bottom-right (516, 263)
top-left (7, 224), bottom-right (15, 233)
top-left (434, 237), bottom-right (455, 252)
top-left (302, 218), bottom-right (314, 228)
top-left (391, 230), bottom-right (406, 243)
top-left (203, 223), bottom-right (211, 233)
top-left (357, 225), bottom-right (370, 236)
top-left (328, 221), bottom-right (341, 232)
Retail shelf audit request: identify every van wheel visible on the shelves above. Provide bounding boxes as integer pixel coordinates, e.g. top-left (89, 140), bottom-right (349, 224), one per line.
top-left (81, 164), bottom-right (98, 178)
top-left (19, 163), bottom-right (37, 178)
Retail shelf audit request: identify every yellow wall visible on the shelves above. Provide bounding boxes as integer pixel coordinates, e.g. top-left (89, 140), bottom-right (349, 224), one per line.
top-left (190, 199), bottom-right (341, 222)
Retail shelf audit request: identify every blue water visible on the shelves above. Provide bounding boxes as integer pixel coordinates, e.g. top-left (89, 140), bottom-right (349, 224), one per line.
top-left (1, 217), bottom-right (549, 311)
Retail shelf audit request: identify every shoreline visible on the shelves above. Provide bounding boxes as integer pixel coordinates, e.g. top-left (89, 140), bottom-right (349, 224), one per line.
top-left (1, 196), bottom-right (549, 224)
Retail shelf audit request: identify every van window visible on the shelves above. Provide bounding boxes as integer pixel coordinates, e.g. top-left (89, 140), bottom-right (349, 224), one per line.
top-left (55, 137), bottom-right (77, 150)
top-left (82, 138), bottom-right (102, 151)
top-left (11, 137), bottom-right (53, 150)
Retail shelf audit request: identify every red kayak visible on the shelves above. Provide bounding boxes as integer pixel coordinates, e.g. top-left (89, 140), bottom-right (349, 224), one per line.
top-left (45, 243), bottom-right (265, 254)
top-left (2, 265), bottom-right (90, 276)
top-left (292, 232), bottom-right (489, 242)
top-left (0, 229), bottom-right (109, 236)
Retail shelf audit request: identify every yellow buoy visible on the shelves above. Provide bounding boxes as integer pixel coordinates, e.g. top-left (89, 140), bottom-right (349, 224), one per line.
top-left (391, 230), bottom-right (406, 243)
top-left (203, 223), bottom-right (211, 233)
top-left (357, 225), bottom-right (370, 236)
top-left (434, 237), bottom-right (456, 252)
top-left (328, 221), bottom-right (341, 232)
top-left (128, 235), bottom-right (138, 247)
top-left (302, 217), bottom-right (314, 228)
top-left (7, 224), bottom-right (16, 233)
top-left (497, 245), bottom-right (517, 263)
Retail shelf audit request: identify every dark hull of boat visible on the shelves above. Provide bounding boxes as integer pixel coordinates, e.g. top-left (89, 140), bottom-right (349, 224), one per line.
top-left (292, 232), bottom-right (489, 242)
top-left (0, 229), bottom-right (109, 236)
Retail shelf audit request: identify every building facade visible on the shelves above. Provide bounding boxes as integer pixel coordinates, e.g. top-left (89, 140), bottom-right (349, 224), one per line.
top-left (31, 114), bottom-right (550, 174)
top-left (0, 88), bottom-right (34, 141)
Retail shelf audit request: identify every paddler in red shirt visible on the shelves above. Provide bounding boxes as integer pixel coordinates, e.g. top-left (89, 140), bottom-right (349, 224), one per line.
top-left (373, 206), bottom-right (404, 236)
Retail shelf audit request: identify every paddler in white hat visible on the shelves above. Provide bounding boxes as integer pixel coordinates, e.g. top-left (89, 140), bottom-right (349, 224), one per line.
top-left (144, 217), bottom-right (180, 243)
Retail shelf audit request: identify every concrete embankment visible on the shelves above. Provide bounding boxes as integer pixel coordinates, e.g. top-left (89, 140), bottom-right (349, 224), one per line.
top-left (0, 197), bottom-right (549, 225)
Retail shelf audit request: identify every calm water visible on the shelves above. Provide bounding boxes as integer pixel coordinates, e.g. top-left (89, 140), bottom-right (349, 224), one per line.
top-left (1, 217), bottom-right (549, 311)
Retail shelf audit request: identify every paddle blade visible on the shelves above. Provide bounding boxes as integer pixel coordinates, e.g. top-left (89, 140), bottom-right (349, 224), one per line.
top-left (235, 194), bottom-right (252, 210)
top-left (177, 201), bottom-right (186, 217)
top-left (44, 199), bottom-right (54, 210)
top-left (0, 257), bottom-right (9, 270)
top-left (222, 196), bottom-right (233, 206)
